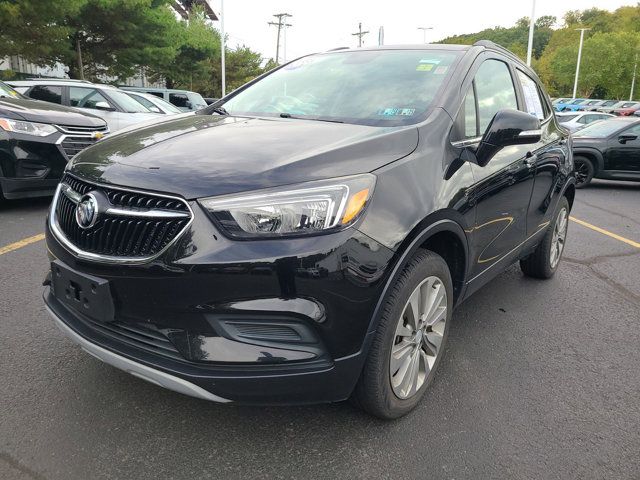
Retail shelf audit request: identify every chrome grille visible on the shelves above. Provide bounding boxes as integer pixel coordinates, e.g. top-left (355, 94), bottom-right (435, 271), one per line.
top-left (60, 136), bottom-right (99, 159)
top-left (55, 124), bottom-right (109, 134)
top-left (51, 174), bottom-right (192, 262)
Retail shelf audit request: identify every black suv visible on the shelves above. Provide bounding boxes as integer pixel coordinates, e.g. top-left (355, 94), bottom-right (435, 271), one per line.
top-left (0, 81), bottom-right (108, 200)
top-left (44, 42), bottom-right (574, 419)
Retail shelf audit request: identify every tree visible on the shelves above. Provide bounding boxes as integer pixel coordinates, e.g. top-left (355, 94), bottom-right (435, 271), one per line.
top-left (0, 0), bottom-right (181, 80)
top-left (545, 31), bottom-right (640, 98)
top-left (148, 8), bottom-right (219, 89)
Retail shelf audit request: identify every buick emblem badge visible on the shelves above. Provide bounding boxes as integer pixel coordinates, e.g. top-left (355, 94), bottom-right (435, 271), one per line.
top-left (76, 193), bottom-right (98, 229)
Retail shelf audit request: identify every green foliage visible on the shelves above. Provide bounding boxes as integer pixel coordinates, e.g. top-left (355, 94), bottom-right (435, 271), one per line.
top-left (0, 0), bottom-right (270, 95)
top-left (440, 4), bottom-right (640, 99)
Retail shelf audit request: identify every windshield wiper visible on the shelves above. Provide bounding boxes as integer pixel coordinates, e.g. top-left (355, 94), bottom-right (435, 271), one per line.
top-left (279, 113), bottom-right (344, 123)
top-left (210, 106), bottom-right (229, 116)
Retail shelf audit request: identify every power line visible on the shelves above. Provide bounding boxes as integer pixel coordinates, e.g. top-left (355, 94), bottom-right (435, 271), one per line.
top-left (268, 13), bottom-right (292, 64)
top-left (351, 22), bottom-right (369, 47)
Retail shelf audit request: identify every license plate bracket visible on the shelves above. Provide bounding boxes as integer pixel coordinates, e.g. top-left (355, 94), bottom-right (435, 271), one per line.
top-left (51, 260), bottom-right (115, 323)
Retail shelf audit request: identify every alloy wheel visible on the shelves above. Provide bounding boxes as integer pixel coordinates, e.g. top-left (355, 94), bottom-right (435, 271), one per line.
top-left (550, 207), bottom-right (568, 268)
top-left (390, 276), bottom-right (447, 399)
top-left (574, 160), bottom-right (590, 185)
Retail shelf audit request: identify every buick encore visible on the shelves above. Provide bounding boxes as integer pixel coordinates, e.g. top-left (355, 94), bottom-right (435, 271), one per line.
top-left (44, 42), bottom-right (574, 419)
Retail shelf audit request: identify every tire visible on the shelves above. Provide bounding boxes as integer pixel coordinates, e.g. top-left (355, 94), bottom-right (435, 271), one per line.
top-left (520, 196), bottom-right (570, 279)
top-left (574, 156), bottom-right (594, 188)
top-left (352, 250), bottom-right (453, 419)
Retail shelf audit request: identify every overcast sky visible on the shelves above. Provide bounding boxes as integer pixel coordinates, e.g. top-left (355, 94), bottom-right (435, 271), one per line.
top-left (216, 0), bottom-right (634, 61)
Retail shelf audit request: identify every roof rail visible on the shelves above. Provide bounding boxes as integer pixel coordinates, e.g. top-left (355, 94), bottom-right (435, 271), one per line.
top-left (24, 77), bottom-right (92, 83)
top-left (472, 40), bottom-right (522, 62)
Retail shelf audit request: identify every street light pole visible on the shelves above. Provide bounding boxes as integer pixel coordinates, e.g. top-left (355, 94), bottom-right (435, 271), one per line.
top-left (526, 0), bottom-right (536, 66)
top-left (417, 26), bottom-right (433, 44)
top-left (630, 52), bottom-right (638, 101)
top-left (572, 28), bottom-right (590, 99)
top-left (220, 0), bottom-right (225, 97)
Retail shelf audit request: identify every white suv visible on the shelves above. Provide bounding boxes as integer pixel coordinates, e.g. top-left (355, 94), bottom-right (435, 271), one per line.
top-left (9, 79), bottom-right (162, 132)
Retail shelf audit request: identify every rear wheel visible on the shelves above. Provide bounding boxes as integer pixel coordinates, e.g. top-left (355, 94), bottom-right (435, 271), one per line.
top-left (520, 197), bottom-right (570, 279)
top-left (352, 250), bottom-right (453, 419)
top-left (574, 156), bottom-right (594, 188)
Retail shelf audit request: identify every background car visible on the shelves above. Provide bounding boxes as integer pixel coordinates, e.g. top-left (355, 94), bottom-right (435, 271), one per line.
top-left (613, 102), bottom-right (640, 116)
top-left (556, 111), bottom-right (614, 132)
top-left (124, 91), bottom-right (182, 115)
top-left (575, 99), bottom-right (605, 111)
top-left (597, 100), bottom-right (631, 114)
top-left (0, 80), bottom-right (107, 200)
top-left (572, 116), bottom-right (640, 187)
top-left (554, 98), bottom-right (587, 111)
top-left (584, 99), bottom-right (619, 111)
top-left (120, 86), bottom-right (208, 111)
top-left (8, 79), bottom-right (162, 131)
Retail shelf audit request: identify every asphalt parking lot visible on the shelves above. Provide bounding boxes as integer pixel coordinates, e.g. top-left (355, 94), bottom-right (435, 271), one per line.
top-left (1, 180), bottom-right (639, 480)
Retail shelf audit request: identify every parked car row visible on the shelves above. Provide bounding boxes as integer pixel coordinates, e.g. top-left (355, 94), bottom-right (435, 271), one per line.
top-left (552, 97), bottom-right (640, 116)
top-left (0, 77), bottom-right (209, 200)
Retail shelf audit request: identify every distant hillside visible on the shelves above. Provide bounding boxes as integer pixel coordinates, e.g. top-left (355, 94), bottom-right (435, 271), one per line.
top-left (437, 6), bottom-right (640, 99)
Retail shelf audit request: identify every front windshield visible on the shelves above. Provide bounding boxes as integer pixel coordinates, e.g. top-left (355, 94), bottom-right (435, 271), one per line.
top-left (0, 81), bottom-right (23, 99)
top-left (221, 49), bottom-right (461, 126)
top-left (108, 89), bottom-right (154, 113)
top-left (573, 120), bottom-right (627, 137)
top-left (601, 100), bottom-right (618, 107)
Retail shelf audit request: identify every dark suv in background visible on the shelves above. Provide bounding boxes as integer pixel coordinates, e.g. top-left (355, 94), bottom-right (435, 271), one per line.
top-left (0, 81), bottom-right (107, 200)
top-left (44, 41), bottom-right (574, 418)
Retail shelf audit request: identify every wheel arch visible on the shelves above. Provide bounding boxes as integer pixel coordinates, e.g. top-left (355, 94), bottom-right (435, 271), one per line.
top-left (573, 147), bottom-right (604, 175)
top-left (364, 215), bottom-right (469, 341)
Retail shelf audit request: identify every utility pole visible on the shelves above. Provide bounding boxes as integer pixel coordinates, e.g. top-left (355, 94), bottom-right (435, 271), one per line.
top-left (220, 0), bottom-right (225, 97)
top-left (268, 13), bottom-right (292, 64)
top-left (526, 0), bottom-right (536, 66)
top-left (417, 27), bottom-right (433, 44)
top-left (572, 28), bottom-right (590, 99)
top-left (352, 23), bottom-right (369, 47)
top-left (630, 52), bottom-right (638, 101)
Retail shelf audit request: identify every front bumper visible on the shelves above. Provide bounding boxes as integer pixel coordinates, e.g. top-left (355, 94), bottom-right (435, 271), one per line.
top-left (0, 132), bottom-right (68, 199)
top-left (44, 206), bottom-right (396, 404)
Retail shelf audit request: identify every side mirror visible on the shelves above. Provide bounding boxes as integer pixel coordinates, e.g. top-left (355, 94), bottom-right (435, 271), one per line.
top-left (148, 106), bottom-right (162, 114)
top-left (94, 101), bottom-right (115, 112)
top-left (618, 134), bottom-right (638, 144)
top-left (475, 109), bottom-right (541, 167)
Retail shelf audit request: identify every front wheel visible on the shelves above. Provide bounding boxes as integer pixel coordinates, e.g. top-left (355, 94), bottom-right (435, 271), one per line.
top-left (520, 197), bottom-right (570, 279)
top-left (352, 250), bottom-right (453, 419)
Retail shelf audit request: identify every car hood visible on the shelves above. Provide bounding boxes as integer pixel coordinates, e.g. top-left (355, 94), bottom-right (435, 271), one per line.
top-left (69, 114), bottom-right (419, 199)
top-left (0, 97), bottom-right (106, 127)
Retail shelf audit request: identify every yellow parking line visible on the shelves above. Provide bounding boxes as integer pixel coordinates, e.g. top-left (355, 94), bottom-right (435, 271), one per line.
top-left (570, 217), bottom-right (640, 249)
top-left (0, 233), bottom-right (45, 256)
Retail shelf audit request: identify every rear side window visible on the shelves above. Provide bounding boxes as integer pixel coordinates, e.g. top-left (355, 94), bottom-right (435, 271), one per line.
top-left (147, 91), bottom-right (164, 99)
top-left (474, 60), bottom-right (518, 133)
top-left (28, 85), bottom-right (62, 104)
top-left (169, 93), bottom-right (190, 108)
top-left (517, 70), bottom-right (545, 120)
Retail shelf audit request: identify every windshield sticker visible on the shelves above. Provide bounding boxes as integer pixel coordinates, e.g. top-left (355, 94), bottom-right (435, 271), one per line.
top-left (377, 108), bottom-right (416, 116)
top-left (416, 58), bottom-right (440, 72)
top-left (434, 65), bottom-right (449, 75)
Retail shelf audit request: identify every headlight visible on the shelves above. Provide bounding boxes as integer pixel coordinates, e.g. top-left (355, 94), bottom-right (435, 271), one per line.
top-left (0, 118), bottom-right (58, 137)
top-left (199, 174), bottom-right (375, 238)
